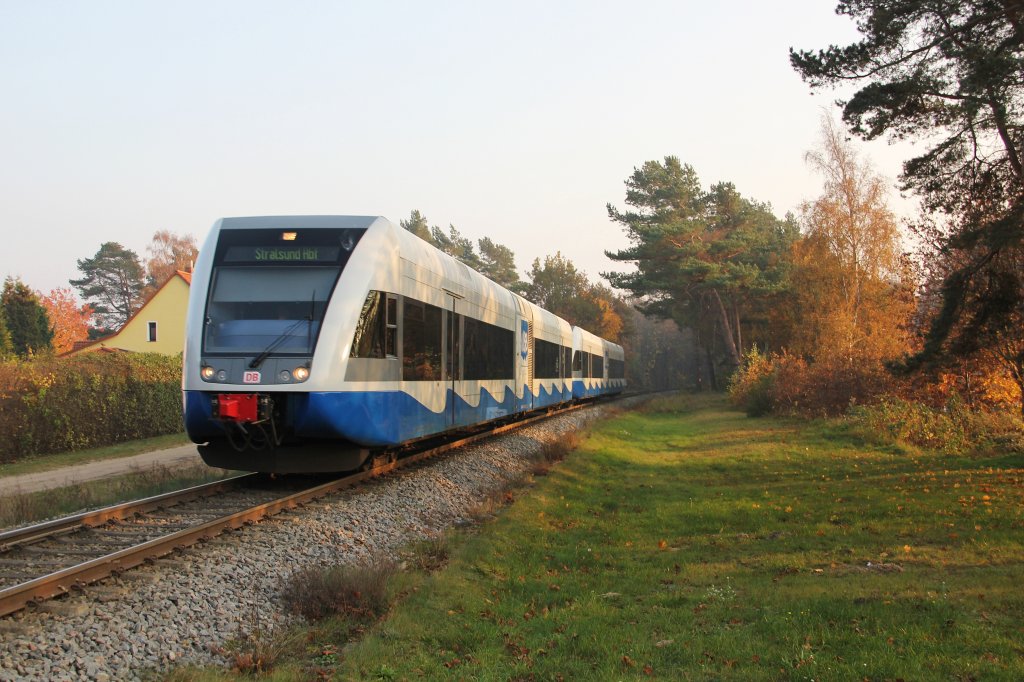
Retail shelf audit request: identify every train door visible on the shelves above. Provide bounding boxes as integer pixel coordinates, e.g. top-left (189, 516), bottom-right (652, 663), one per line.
top-left (444, 293), bottom-right (461, 428)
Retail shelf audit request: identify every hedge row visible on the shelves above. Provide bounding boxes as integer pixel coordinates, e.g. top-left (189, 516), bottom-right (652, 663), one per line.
top-left (728, 348), bottom-right (1023, 455)
top-left (0, 353), bottom-right (184, 463)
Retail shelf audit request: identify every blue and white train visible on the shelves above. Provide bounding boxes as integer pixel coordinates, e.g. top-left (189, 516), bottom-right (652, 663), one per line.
top-left (182, 216), bottom-right (625, 473)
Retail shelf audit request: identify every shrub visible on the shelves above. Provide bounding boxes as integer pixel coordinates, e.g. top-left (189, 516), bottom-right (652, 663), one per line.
top-left (848, 396), bottom-right (1024, 455)
top-left (771, 354), bottom-right (891, 417)
top-left (728, 347), bottom-right (776, 416)
top-left (0, 352), bottom-right (183, 462)
top-left (406, 534), bottom-right (450, 572)
top-left (281, 561), bottom-right (395, 622)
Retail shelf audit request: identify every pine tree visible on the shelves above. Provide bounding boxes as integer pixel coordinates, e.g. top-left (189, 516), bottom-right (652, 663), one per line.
top-left (605, 157), bottom-right (795, 380)
top-left (1, 277), bottom-right (53, 356)
top-left (69, 242), bottom-right (145, 331)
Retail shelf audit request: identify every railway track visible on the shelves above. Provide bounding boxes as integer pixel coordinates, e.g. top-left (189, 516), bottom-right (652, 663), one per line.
top-left (0, 402), bottom-right (585, 618)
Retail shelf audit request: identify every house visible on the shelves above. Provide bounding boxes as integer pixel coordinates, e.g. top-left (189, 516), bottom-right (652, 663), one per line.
top-left (67, 270), bottom-right (192, 356)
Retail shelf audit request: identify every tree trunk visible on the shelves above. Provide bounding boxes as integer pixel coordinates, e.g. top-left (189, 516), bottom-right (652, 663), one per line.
top-left (734, 302), bottom-right (742, 356)
top-left (704, 343), bottom-right (717, 391)
top-left (710, 289), bottom-right (742, 370)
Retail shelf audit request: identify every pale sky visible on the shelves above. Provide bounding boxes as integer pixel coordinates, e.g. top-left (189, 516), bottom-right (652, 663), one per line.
top-left (0, 1), bottom-right (916, 296)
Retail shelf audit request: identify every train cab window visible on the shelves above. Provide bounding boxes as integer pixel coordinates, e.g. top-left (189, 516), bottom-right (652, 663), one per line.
top-left (205, 267), bottom-right (336, 354)
top-left (403, 299), bottom-right (443, 380)
top-left (203, 227), bottom-right (360, 356)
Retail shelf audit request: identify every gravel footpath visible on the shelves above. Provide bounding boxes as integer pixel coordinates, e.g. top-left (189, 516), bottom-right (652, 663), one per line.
top-left (0, 405), bottom-right (619, 681)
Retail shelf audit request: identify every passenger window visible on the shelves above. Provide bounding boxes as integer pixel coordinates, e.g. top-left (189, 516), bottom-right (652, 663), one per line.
top-left (463, 317), bottom-right (514, 380)
top-left (403, 298), bottom-right (443, 380)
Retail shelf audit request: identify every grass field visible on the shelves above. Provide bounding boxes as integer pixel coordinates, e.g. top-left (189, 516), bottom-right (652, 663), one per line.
top-left (171, 394), bottom-right (1024, 681)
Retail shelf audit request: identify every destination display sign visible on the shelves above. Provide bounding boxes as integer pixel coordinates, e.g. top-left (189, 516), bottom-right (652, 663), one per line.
top-left (224, 245), bottom-right (341, 263)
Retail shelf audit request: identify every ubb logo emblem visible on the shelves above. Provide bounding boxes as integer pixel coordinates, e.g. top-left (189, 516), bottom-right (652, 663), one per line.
top-left (520, 320), bottom-right (528, 360)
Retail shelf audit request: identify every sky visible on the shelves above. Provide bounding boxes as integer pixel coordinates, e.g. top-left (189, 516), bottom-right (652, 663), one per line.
top-left (0, 1), bottom-right (918, 296)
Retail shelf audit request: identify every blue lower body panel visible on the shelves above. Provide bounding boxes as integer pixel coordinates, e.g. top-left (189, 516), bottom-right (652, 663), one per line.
top-left (184, 385), bottom-right (523, 447)
top-left (535, 383), bottom-right (568, 408)
top-left (294, 386), bottom-right (517, 445)
top-left (572, 380), bottom-right (603, 399)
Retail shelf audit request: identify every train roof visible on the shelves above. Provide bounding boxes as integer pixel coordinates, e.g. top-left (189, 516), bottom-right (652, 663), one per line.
top-left (216, 215), bottom-right (384, 230)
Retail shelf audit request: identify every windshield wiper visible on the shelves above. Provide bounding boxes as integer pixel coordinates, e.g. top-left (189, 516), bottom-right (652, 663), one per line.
top-left (249, 318), bottom-right (308, 369)
top-left (307, 290), bottom-right (315, 353)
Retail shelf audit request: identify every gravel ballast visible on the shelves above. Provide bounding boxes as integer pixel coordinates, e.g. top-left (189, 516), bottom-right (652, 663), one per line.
top-left (0, 405), bottom-right (617, 681)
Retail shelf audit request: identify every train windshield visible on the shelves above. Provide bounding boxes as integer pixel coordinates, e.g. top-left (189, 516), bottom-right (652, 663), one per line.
top-left (202, 228), bottom-right (363, 355)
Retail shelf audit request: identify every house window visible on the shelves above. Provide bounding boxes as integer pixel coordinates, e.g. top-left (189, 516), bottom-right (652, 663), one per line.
top-left (147, 322), bottom-right (157, 342)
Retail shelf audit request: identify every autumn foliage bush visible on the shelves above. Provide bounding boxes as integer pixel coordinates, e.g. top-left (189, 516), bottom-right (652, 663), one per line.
top-left (729, 349), bottom-right (1023, 454)
top-left (0, 352), bottom-right (182, 462)
top-left (726, 347), bottom-right (775, 416)
top-left (729, 349), bottom-right (890, 418)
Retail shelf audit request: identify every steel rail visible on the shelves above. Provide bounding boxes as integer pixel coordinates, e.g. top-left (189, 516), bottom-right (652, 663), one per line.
top-left (0, 474), bottom-right (255, 552)
top-left (0, 402), bottom-right (586, 617)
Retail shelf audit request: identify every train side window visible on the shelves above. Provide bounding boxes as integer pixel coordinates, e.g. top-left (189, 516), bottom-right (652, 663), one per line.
top-left (403, 298), bottom-right (443, 381)
top-left (534, 338), bottom-right (559, 378)
top-left (593, 354), bottom-right (604, 378)
top-left (351, 291), bottom-right (385, 358)
top-left (463, 316), bottom-right (514, 380)
top-left (572, 350), bottom-right (581, 372)
top-left (385, 295), bottom-right (397, 357)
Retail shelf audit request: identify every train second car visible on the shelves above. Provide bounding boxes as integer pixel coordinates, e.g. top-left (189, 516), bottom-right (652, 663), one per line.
top-left (182, 216), bottom-right (625, 473)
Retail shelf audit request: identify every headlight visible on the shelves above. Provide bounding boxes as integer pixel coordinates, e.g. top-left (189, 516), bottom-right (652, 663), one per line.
top-left (279, 370), bottom-right (292, 382)
top-left (201, 365), bottom-right (216, 381)
top-left (293, 366), bottom-right (310, 382)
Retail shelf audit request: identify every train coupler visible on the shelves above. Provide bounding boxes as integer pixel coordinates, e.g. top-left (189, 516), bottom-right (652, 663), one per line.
top-left (211, 393), bottom-right (273, 423)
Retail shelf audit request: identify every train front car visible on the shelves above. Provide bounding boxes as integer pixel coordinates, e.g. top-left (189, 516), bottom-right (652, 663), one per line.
top-left (184, 215), bottom-right (623, 474)
top-left (183, 215), bottom-right (535, 473)
top-left (183, 216), bottom-right (382, 473)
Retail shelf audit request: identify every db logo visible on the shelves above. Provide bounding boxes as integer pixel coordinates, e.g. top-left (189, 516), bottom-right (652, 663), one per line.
top-left (243, 371), bottom-right (261, 384)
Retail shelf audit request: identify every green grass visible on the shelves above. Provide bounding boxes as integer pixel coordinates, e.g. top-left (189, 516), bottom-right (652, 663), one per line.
top-left (167, 394), bottom-right (1024, 681)
top-left (0, 432), bottom-right (192, 478)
